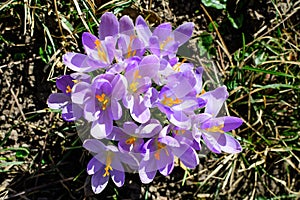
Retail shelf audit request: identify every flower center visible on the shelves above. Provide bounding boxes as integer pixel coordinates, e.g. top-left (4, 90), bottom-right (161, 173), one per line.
top-left (126, 35), bottom-right (137, 58)
top-left (96, 93), bottom-right (109, 110)
top-left (161, 94), bottom-right (182, 107)
top-left (103, 155), bottom-right (113, 177)
top-left (66, 85), bottom-right (72, 93)
top-left (160, 36), bottom-right (173, 50)
top-left (125, 137), bottom-right (136, 145)
top-left (94, 39), bottom-right (108, 62)
top-left (129, 70), bottom-right (142, 93)
top-left (205, 124), bottom-right (224, 133)
top-left (154, 142), bottom-right (169, 160)
top-left (173, 58), bottom-right (187, 72)
top-left (174, 129), bottom-right (186, 135)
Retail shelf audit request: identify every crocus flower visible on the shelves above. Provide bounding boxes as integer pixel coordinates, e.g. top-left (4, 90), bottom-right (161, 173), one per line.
top-left (47, 73), bottom-right (90, 121)
top-left (83, 139), bottom-right (138, 194)
top-left (155, 68), bottom-right (206, 129)
top-left (122, 55), bottom-right (160, 123)
top-left (139, 126), bottom-right (199, 184)
top-left (71, 73), bottom-right (127, 138)
top-left (192, 86), bottom-right (243, 154)
top-left (107, 119), bottom-right (162, 153)
top-left (135, 16), bottom-right (194, 57)
top-left (63, 12), bottom-right (119, 72)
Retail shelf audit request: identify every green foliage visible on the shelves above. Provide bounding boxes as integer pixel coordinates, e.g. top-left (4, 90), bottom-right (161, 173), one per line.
top-left (201, 0), bottom-right (227, 10)
top-left (197, 32), bottom-right (216, 58)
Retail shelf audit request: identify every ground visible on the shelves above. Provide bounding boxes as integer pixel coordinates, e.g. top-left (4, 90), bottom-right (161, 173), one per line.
top-left (0, 0), bottom-right (299, 199)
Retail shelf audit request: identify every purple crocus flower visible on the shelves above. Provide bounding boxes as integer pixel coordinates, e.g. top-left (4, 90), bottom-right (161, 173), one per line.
top-left (122, 55), bottom-right (160, 123)
top-left (117, 15), bottom-right (145, 60)
top-left (139, 126), bottom-right (199, 184)
top-left (135, 16), bottom-right (194, 57)
top-left (47, 73), bottom-right (90, 121)
top-left (83, 139), bottom-right (138, 194)
top-left (107, 119), bottom-right (162, 153)
top-left (192, 86), bottom-right (243, 154)
top-left (71, 73), bottom-right (127, 138)
top-left (155, 68), bottom-right (206, 129)
top-left (63, 12), bottom-right (119, 72)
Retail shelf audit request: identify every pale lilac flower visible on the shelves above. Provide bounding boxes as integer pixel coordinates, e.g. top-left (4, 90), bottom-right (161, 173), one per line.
top-left (139, 126), bottom-right (199, 184)
top-left (47, 73), bottom-right (90, 121)
top-left (192, 86), bottom-right (243, 154)
top-left (135, 16), bottom-right (194, 57)
top-left (122, 55), bottom-right (160, 123)
top-left (83, 139), bottom-right (138, 194)
top-left (107, 119), bottom-right (162, 153)
top-left (72, 73), bottom-right (127, 138)
top-left (63, 13), bottom-right (119, 72)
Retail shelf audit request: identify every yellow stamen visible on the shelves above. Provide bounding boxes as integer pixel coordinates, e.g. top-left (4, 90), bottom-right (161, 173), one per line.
top-left (129, 82), bottom-right (138, 92)
top-left (125, 137), bottom-right (136, 145)
top-left (103, 155), bottom-right (113, 177)
top-left (133, 70), bottom-right (142, 79)
top-left (66, 85), bottom-right (72, 93)
top-left (94, 39), bottom-right (107, 62)
top-left (96, 93), bottom-right (109, 110)
top-left (196, 89), bottom-right (206, 98)
top-left (174, 129), bottom-right (186, 135)
top-left (205, 124), bottom-right (224, 133)
top-left (154, 142), bottom-right (169, 160)
top-left (160, 36), bottom-right (173, 50)
top-left (161, 94), bottom-right (182, 107)
top-left (126, 35), bottom-right (137, 58)
top-left (173, 58), bottom-right (187, 72)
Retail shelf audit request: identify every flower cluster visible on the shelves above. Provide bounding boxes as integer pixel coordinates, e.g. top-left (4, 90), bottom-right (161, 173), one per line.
top-left (47, 12), bottom-right (243, 194)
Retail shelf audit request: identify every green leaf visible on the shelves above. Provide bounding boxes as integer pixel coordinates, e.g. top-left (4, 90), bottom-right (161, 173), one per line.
top-left (242, 65), bottom-right (296, 79)
top-left (198, 33), bottom-right (214, 57)
top-left (227, 13), bottom-right (244, 29)
top-left (201, 0), bottom-right (227, 9)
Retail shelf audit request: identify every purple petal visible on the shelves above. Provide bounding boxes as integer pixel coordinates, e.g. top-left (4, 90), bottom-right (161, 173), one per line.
top-left (201, 86), bottom-right (228, 115)
top-left (202, 133), bottom-right (222, 154)
top-left (91, 116), bottom-right (113, 139)
top-left (122, 122), bottom-right (139, 135)
top-left (135, 16), bottom-right (152, 46)
top-left (139, 121), bottom-right (162, 138)
top-left (87, 157), bottom-right (102, 175)
top-left (82, 32), bottom-right (98, 49)
top-left (130, 95), bottom-right (150, 123)
top-left (149, 36), bottom-right (161, 56)
top-left (223, 116), bottom-right (243, 132)
top-left (47, 93), bottom-right (69, 110)
top-left (139, 55), bottom-right (160, 78)
top-left (91, 169), bottom-right (109, 194)
top-left (111, 74), bottom-right (127, 100)
top-left (169, 111), bottom-right (191, 130)
top-left (157, 148), bottom-right (174, 176)
top-left (71, 82), bottom-right (91, 105)
top-left (61, 103), bottom-right (80, 121)
top-left (56, 75), bottom-right (74, 94)
top-left (63, 53), bottom-right (97, 72)
top-left (99, 12), bottom-right (119, 40)
top-left (110, 169), bottom-right (125, 187)
top-left (173, 144), bottom-right (199, 168)
top-left (152, 23), bottom-right (172, 42)
top-left (219, 134), bottom-right (242, 153)
top-left (83, 139), bottom-right (106, 153)
top-left (174, 22), bottom-right (194, 46)
top-left (158, 136), bottom-right (180, 148)
top-left (110, 100), bottom-right (122, 120)
top-left (107, 126), bottom-right (127, 141)
top-left (139, 159), bottom-right (157, 184)
top-left (119, 15), bottom-right (134, 35)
